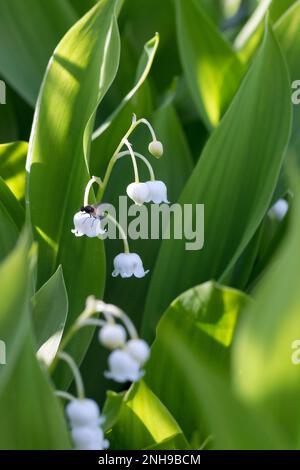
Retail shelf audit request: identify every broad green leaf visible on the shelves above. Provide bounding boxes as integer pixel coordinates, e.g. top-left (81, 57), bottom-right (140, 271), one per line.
top-left (0, 233), bottom-right (30, 381)
top-left (275, 1), bottom-right (300, 161)
top-left (105, 381), bottom-right (189, 450)
top-left (0, 176), bottom-right (24, 261)
top-left (232, 173), bottom-right (300, 444)
top-left (27, 0), bottom-right (120, 387)
top-left (91, 33), bottom-right (158, 175)
top-left (119, 0), bottom-right (180, 93)
top-left (142, 22), bottom-right (291, 340)
top-left (175, 0), bottom-right (244, 128)
top-left (144, 282), bottom-right (248, 444)
top-left (69, 0), bottom-right (96, 17)
top-left (220, 223), bottom-right (264, 291)
top-left (0, 174), bottom-right (24, 231)
top-left (32, 266), bottom-right (68, 366)
top-left (0, 141), bottom-right (27, 202)
top-left (161, 321), bottom-right (287, 449)
top-left (0, 232), bottom-right (70, 449)
top-left (235, 0), bottom-right (298, 64)
top-left (150, 101), bottom-right (194, 202)
top-left (270, 0), bottom-right (298, 21)
top-left (0, 0), bottom-right (77, 106)
top-left (234, 0), bottom-right (271, 63)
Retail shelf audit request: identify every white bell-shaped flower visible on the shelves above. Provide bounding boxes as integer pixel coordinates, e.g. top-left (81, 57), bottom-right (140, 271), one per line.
top-left (98, 323), bottom-right (127, 350)
top-left (71, 426), bottom-right (109, 450)
top-left (112, 253), bottom-right (149, 278)
top-left (125, 339), bottom-right (150, 366)
top-left (269, 198), bottom-right (289, 221)
top-left (72, 212), bottom-right (105, 238)
top-left (148, 140), bottom-right (163, 158)
top-left (146, 180), bottom-right (169, 204)
top-left (126, 182), bottom-right (150, 205)
top-left (104, 349), bottom-right (143, 383)
top-left (66, 399), bottom-right (101, 428)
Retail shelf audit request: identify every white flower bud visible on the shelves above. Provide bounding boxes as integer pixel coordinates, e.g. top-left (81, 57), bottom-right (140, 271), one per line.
top-left (104, 349), bottom-right (143, 383)
top-left (146, 180), bottom-right (169, 204)
top-left (269, 198), bottom-right (288, 221)
top-left (148, 140), bottom-right (163, 158)
top-left (112, 253), bottom-right (149, 278)
top-left (98, 323), bottom-right (127, 349)
top-left (66, 399), bottom-right (100, 427)
top-left (126, 182), bottom-right (150, 205)
top-left (125, 339), bottom-right (150, 365)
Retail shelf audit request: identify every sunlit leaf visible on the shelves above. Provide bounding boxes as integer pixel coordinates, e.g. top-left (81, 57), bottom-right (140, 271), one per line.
top-left (144, 281), bottom-right (248, 444)
top-left (26, 0), bottom-right (121, 387)
top-left (32, 266), bottom-right (68, 366)
top-left (175, 0), bottom-right (244, 128)
top-left (0, 141), bottom-right (27, 201)
top-left (142, 21), bottom-right (291, 340)
top-left (105, 381), bottom-right (189, 450)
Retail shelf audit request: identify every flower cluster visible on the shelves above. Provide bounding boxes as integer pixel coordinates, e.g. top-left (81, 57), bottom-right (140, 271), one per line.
top-left (71, 115), bottom-right (169, 279)
top-left (66, 399), bottom-right (108, 450)
top-left (85, 297), bottom-right (150, 382)
top-left (56, 298), bottom-right (151, 451)
top-left (100, 324), bottom-right (150, 383)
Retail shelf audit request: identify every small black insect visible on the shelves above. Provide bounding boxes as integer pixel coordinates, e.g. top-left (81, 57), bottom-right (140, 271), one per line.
top-left (80, 205), bottom-right (95, 215)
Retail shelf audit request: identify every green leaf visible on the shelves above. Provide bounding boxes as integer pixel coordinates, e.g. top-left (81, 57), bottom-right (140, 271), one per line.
top-left (32, 266), bottom-right (68, 366)
top-left (26, 0), bottom-right (120, 387)
top-left (0, 232), bottom-right (70, 449)
top-left (142, 21), bottom-right (292, 340)
top-left (232, 171), bottom-right (300, 444)
top-left (0, 0), bottom-right (77, 106)
top-left (175, 0), bottom-right (244, 128)
top-left (270, 0), bottom-right (298, 21)
top-left (0, 141), bottom-right (27, 202)
top-left (234, 0), bottom-right (271, 64)
top-left (144, 282), bottom-right (248, 444)
top-left (275, 0), bottom-right (300, 162)
top-left (161, 322), bottom-right (287, 449)
top-left (91, 33), bottom-right (159, 175)
top-left (0, 88), bottom-right (18, 143)
top-left (0, 176), bottom-right (24, 261)
top-left (105, 381), bottom-right (189, 450)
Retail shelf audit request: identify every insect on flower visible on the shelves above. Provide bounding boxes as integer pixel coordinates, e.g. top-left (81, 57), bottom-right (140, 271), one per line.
top-left (72, 203), bottom-right (106, 238)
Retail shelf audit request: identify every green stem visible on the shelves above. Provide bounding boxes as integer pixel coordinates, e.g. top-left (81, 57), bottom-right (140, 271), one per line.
top-left (117, 151), bottom-right (155, 181)
top-left (97, 116), bottom-right (156, 202)
top-left (104, 212), bottom-right (130, 254)
top-left (57, 352), bottom-right (85, 400)
top-left (55, 390), bottom-right (76, 401)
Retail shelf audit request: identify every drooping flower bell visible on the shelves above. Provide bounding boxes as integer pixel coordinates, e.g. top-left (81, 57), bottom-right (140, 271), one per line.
top-left (104, 349), bottom-right (143, 383)
top-left (145, 180), bottom-right (169, 204)
top-left (98, 323), bottom-right (127, 349)
top-left (71, 426), bottom-right (109, 451)
top-left (269, 198), bottom-right (289, 221)
top-left (72, 209), bottom-right (105, 238)
top-left (126, 182), bottom-right (150, 205)
top-left (66, 398), bottom-right (109, 450)
top-left (125, 339), bottom-right (150, 366)
top-left (112, 253), bottom-right (149, 278)
top-left (66, 398), bottom-right (103, 427)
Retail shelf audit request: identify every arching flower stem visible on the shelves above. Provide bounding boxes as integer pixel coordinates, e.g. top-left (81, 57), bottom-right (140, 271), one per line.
top-left (97, 115), bottom-right (159, 202)
top-left (117, 150), bottom-right (155, 181)
top-left (57, 352), bottom-right (85, 400)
